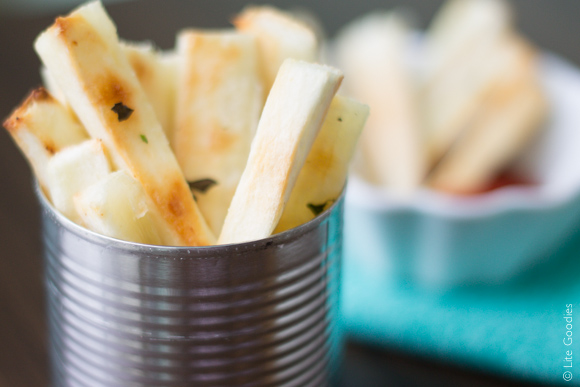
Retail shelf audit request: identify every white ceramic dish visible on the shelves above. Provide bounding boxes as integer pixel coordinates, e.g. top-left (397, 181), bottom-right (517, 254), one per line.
top-left (344, 54), bottom-right (580, 288)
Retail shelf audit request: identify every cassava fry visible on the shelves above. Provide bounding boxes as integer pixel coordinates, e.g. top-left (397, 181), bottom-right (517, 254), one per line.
top-left (275, 95), bottom-right (369, 233)
top-left (233, 5), bottom-right (318, 99)
top-left (47, 138), bottom-right (111, 224)
top-left (34, 1), bottom-right (215, 246)
top-left (46, 40), bottom-right (179, 138)
top-left (423, 0), bottom-right (514, 165)
top-left (75, 170), bottom-right (182, 245)
top-left (2, 87), bottom-right (88, 192)
top-left (428, 37), bottom-right (546, 193)
top-left (40, 67), bottom-right (68, 106)
top-left (173, 30), bottom-right (262, 235)
top-left (122, 41), bottom-right (177, 138)
top-left (429, 83), bottom-right (546, 193)
top-left (335, 12), bottom-right (425, 193)
top-left (423, 0), bottom-right (512, 85)
top-left (218, 59), bottom-right (342, 244)
top-left (424, 32), bottom-right (538, 165)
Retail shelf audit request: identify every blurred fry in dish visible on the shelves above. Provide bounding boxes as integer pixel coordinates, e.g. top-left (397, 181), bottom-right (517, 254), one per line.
top-left (335, 0), bottom-right (547, 197)
top-left (336, 12), bottom-right (425, 195)
top-left (423, 0), bottom-right (512, 87)
top-left (428, 35), bottom-right (547, 193)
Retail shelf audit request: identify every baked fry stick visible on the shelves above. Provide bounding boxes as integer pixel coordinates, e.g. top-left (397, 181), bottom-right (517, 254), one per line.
top-left (47, 139), bottom-right (111, 224)
top-left (275, 95), bottom-right (368, 233)
top-left (233, 6), bottom-right (318, 99)
top-left (218, 59), bottom-right (342, 244)
top-left (122, 41), bottom-right (177, 138)
top-left (428, 38), bottom-right (547, 193)
top-left (3, 87), bottom-right (88, 192)
top-left (336, 12), bottom-right (424, 193)
top-left (174, 30), bottom-right (262, 236)
top-left (424, 0), bottom-right (512, 84)
top-left (75, 170), bottom-right (182, 245)
top-left (34, 1), bottom-right (214, 246)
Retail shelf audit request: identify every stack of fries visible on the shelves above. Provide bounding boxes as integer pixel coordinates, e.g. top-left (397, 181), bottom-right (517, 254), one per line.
top-left (3, 1), bottom-right (369, 246)
top-left (335, 0), bottom-right (547, 195)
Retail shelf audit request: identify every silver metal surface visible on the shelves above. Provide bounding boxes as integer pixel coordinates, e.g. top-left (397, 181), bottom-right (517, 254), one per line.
top-left (38, 188), bottom-right (344, 387)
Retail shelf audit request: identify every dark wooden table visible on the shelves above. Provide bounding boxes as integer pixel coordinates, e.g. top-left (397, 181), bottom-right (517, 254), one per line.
top-left (0, 1), bottom-right (577, 385)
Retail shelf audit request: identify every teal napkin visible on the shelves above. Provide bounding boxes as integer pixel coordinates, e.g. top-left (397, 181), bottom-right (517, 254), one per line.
top-left (342, 222), bottom-right (580, 386)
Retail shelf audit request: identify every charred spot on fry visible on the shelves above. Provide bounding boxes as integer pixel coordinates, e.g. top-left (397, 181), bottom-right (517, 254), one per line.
top-left (307, 200), bottom-right (334, 216)
top-left (111, 102), bottom-right (133, 121)
top-left (188, 178), bottom-right (218, 193)
top-left (32, 87), bottom-right (50, 101)
top-left (45, 143), bottom-right (56, 155)
top-left (168, 192), bottom-right (185, 217)
top-left (54, 17), bottom-right (69, 35)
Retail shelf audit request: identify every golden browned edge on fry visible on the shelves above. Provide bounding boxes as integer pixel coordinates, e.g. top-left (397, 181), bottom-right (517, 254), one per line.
top-left (3, 86), bottom-right (88, 192)
top-left (3, 88), bottom-right (54, 193)
top-left (4, 87), bottom-right (52, 136)
top-left (34, 1), bottom-right (214, 246)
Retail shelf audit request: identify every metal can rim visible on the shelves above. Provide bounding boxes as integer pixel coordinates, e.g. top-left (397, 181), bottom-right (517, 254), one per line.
top-left (35, 180), bottom-right (345, 256)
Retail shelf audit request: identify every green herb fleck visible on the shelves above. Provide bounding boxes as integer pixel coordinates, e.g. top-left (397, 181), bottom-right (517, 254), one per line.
top-left (112, 102), bottom-right (134, 122)
top-left (188, 178), bottom-right (218, 193)
top-left (337, 117), bottom-right (343, 122)
top-left (140, 134), bottom-right (148, 144)
top-left (307, 199), bottom-right (334, 216)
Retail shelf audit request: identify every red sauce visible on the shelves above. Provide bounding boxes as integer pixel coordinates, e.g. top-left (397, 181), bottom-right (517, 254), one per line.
top-left (468, 172), bottom-right (536, 195)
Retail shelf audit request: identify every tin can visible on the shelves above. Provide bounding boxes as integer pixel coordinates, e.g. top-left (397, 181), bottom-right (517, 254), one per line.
top-left (38, 187), bottom-right (344, 386)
